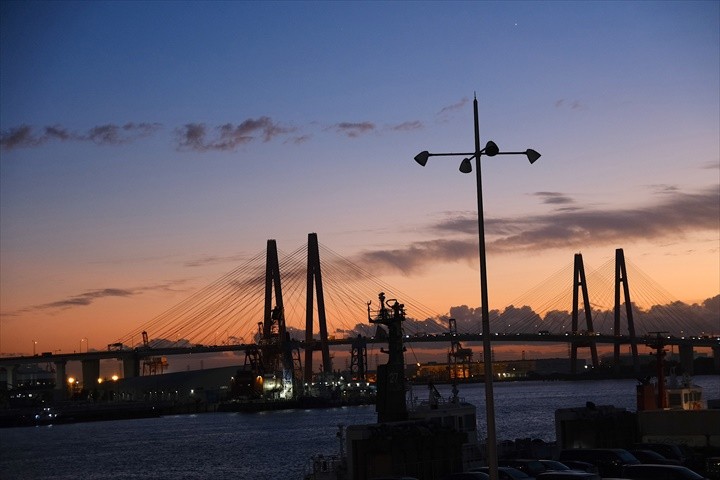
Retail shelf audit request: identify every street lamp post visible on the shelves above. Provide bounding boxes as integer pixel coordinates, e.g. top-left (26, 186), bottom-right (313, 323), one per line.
top-left (80, 337), bottom-right (87, 353)
top-left (414, 95), bottom-right (540, 480)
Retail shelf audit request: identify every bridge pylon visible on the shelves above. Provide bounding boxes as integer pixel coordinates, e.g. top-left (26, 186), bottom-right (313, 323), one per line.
top-left (614, 248), bottom-right (640, 373)
top-left (304, 233), bottom-right (332, 382)
top-left (260, 239), bottom-right (299, 397)
top-left (571, 253), bottom-right (599, 373)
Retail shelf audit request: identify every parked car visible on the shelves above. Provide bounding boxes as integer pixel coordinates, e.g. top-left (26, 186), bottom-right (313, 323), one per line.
top-left (371, 477), bottom-right (420, 480)
top-left (558, 448), bottom-right (640, 478)
top-left (441, 473), bottom-right (490, 480)
top-left (621, 464), bottom-right (708, 480)
top-left (472, 466), bottom-right (535, 480)
top-left (499, 459), bottom-right (546, 477)
top-left (535, 472), bottom-right (601, 480)
top-left (633, 443), bottom-right (687, 464)
top-left (537, 459), bottom-right (598, 474)
top-left (630, 449), bottom-right (682, 465)
top-left (536, 460), bottom-right (571, 472)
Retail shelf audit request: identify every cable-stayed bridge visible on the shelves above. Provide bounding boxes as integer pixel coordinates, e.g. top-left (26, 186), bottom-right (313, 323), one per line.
top-left (1, 234), bottom-right (718, 388)
top-left (115, 238), bottom-right (716, 346)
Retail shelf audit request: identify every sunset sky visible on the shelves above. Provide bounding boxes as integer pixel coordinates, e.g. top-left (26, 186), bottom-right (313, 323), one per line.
top-left (1, 1), bottom-right (718, 359)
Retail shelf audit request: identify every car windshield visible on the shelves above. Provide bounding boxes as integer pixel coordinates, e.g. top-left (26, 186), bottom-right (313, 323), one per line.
top-left (617, 450), bottom-right (639, 462)
top-left (504, 467), bottom-right (530, 479)
top-left (634, 450), bottom-right (664, 460)
top-left (625, 465), bottom-right (704, 480)
top-left (541, 461), bottom-right (570, 471)
top-left (478, 467), bottom-right (530, 479)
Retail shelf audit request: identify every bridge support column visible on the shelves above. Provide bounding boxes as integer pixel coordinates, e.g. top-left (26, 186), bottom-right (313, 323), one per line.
top-left (54, 361), bottom-right (67, 389)
top-left (53, 360), bottom-right (67, 400)
top-left (678, 344), bottom-right (694, 376)
top-left (122, 354), bottom-right (139, 378)
top-left (713, 346), bottom-right (720, 372)
top-left (1, 365), bottom-right (18, 390)
top-left (81, 359), bottom-right (100, 387)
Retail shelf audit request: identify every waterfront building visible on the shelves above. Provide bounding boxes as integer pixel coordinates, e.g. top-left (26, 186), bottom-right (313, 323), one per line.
top-left (408, 358), bottom-right (586, 383)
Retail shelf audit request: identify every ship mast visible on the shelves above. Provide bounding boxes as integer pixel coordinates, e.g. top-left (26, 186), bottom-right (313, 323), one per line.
top-left (368, 292), bottom-right (408, 422)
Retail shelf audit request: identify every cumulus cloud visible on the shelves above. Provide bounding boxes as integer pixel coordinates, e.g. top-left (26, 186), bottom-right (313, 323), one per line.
top-left (175, 117), bottom-right (296, 151)
top-left (341, 294), bottom-right (719, 338)
top-left (0, 123), bottom-right (162, 150)
top-left (354, 185), bottom-right (719, 273)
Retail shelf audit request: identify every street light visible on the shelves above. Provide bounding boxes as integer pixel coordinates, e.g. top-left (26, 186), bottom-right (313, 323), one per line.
top-left (80, 338), bottom-right (87, 353)
top-left (414, 95), bottom-right (540, 480)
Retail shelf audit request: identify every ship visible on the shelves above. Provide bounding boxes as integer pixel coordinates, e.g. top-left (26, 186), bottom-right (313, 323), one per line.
top-left (555, 333), bottom-right (719, 479)
top-left (217, 298), bottom-right (376, 413)
top-left (304, 293), bottom-right (483, 480)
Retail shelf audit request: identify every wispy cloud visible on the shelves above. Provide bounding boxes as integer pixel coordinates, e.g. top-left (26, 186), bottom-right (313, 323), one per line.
top-left (286, 134), bottom-right (313, 144)
top-left (40, 288), bottom-right (135, 309)
top-left (175, 117), bottom-right (296, 151)
top-left (389, 120), bottom-right (423, 132)
top-left (328, 121), bottom-right (376, 138)
top-left (0, 123), bottom-right (162, 150)
top-left (354, 185), bottom-right (720, 273)
top-left (86, 123), bottom-right (162, 145)
top-left (646, 184), bottom-right (680, 194)
top-left (554, 99), bottom-right (585, 110)
top-left (532, 191), bottom-right (575, 205)
top-left (184, 253), bottom-right (253, 268)
top-left (355, 238), bottom-right (477, 274)
top-left (488, 185), bottom-right (719, 253)
top-left (438, 97), bottom-right (469, 116)
top-left (2, 109), bottom-right (435, 152)
top-left (8, 281), bottom-right (189, 315)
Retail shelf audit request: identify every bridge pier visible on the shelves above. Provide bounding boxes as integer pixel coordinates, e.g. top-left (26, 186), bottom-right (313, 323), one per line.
top-left (0, 365), bottom-right (17, 390)
top-left (122, 353), bottom-right (139, 378)
top-left (678, 344), bottom-right (694, 376)
top-left (81, 359), bottom-right (100, 387)
top-left (54, 361), bottom-right (67, 399)
top-left (713, 346), bottom-right (720, 372)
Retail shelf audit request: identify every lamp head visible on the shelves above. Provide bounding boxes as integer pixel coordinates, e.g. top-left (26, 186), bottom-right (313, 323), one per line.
top-left (484, 141), bottom-right (499, 157)
top-left (459, 158), bottom-right (473, 173)
top-left (414, 151), bottom-right (430, 166)
top-left (525, 149), bottom-right (541, 164)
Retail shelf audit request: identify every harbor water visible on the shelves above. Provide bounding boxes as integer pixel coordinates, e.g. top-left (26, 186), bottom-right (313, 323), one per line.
top-left (2, 376), bottom-right (718, 479)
